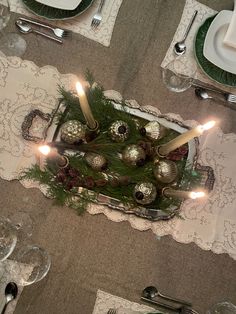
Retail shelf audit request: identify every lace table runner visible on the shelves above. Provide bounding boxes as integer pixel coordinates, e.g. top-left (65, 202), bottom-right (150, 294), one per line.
top-left (92, 289), bottom-right (160, 314)
top-left (2, 0), bottom-right (123, 47)
top-left (161, 0), bottom-right (236, 93)
top-left (0, 53), bottom-right (236, 260)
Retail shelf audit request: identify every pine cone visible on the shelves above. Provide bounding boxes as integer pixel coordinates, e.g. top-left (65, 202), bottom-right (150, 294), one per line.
top-left (68, 168), bottom-right (80, 178)
top-left (83, 176), bottom-right (95, 189)
top-left (95, 179), bottom-right (107, 187)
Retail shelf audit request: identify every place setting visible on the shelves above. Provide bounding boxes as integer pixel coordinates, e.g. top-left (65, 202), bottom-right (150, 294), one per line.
top-left (3, 0), bottom-right (123, 48)
top-left (161, 0), bottom-right (236, 107)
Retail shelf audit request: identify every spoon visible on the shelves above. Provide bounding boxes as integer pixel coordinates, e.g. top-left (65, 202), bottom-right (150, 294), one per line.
top-left (15, 19), bottom-right (62, 44)
top-left (142, 286), bottom-right (192, 307)
top-left (174, 10), bottom-right (198, 55)
top-left (1, 282), bottom-right (18, 314)
top-left (195, 88), bottom-right (213, 100)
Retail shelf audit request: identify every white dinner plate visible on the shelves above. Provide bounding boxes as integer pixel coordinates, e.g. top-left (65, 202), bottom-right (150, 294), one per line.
top-left (35, 0), bottom-right (83, 10)
top-left (203, 10), bottom-right (236, 75)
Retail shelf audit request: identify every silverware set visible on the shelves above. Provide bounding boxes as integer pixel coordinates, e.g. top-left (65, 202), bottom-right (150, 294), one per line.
top-left (15, 18), bottom-right (69, 44)
top-left (140, 285), bottom-right (198, 314)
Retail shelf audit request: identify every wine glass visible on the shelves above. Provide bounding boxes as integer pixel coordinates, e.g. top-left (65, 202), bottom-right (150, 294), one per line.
top-left (162, 57), bottom-right (197, 92)
top-left (207, 302), bottom-right (236, 314)
top-left (0, 0), bottom-right (26, 57)
top-left (0, 217), bottom-right (17, 262)
top-left (10, 245), bottom-right (51, 286)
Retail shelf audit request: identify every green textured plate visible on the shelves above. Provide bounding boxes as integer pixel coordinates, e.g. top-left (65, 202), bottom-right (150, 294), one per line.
top-left (22, 0), bottom-right (94, 20)
top-left (195, 15), bottom-right (236, 87)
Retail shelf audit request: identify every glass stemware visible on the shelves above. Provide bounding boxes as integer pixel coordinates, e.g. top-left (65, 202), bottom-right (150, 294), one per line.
top-left (0, 217), bottom-right (17, 262)
top-left (207, 302), bottom-right (236, 314)
top-left (162, 57), bottom-right (197, 92)
top-left (0, 0), bottom-right (26, 56)
top-left (10, 245), bottom-right (51, 286)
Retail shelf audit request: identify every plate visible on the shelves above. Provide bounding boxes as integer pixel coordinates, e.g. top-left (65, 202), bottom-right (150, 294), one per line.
top-left (22, 0), bottom-right (94, 20)
top-left (203, 10), bottom-right (236, 75)
top-left (195, 15), bottom-right (236, 87)
top-left (35, 0), bottom-right (83, 11)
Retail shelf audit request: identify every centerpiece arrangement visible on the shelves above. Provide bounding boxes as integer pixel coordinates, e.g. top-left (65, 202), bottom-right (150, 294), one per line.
top-left (21, 72), bottom-right (215, 220)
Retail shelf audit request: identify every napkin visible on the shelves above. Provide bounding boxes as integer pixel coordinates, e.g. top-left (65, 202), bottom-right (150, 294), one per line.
top-left (223, 6), bottom-right (236, 48)
top-left (92, 290), bottom-right (165, 314)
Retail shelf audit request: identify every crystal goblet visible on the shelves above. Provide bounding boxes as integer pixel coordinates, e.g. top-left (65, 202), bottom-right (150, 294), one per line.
top-left (0, 0), bottom-right (26, 56)
top-left (162, 57), bottom-right (197, 92)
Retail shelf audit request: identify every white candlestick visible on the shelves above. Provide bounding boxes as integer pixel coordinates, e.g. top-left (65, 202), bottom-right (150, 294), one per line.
top-left (158, 120), bottom-right (216, 156)
top-left (163, 188), bottom-right (206, 199)
top-left (76, 81), bottom-right (97, 130)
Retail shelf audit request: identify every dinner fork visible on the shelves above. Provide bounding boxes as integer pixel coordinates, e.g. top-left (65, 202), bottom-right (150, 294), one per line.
top-left (180, 307), bottom-right (199, 314)
top-left (107, 309), bottom-right (117, 314)
top-left (91, 0), bottom-right (106, 28)
top-left (18, 17), bottom-right (70, 39)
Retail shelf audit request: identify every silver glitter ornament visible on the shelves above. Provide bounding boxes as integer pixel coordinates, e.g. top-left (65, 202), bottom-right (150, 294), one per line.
top-left (84, 152), bottom-right (108, 171)
top-left (140, 121), bottom-right (166, 141)
top-left (122, 144), bottom-right (146, 167)
top-left (109, 120), bottom-right (129, 142)
top-left (133, 182), bottom-right (157, 205)
top-left (60, 120), bottom-right (86, 144)
top-left (153, 159), bottom-right (178, 184)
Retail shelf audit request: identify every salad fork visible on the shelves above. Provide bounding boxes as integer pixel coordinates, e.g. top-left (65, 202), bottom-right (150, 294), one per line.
top-left (91, 0), bottom-right (106, 28)
top-left (18, 17), bottom-right (70, 38)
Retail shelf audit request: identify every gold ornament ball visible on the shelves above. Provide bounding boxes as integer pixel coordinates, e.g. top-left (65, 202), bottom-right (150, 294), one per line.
top-left (122, 144), bottom-right (146, 167)
top-left (60, 120), bottom-right (86, 144)
top-left (134, 182), bottom-right (157, 205)
top-left (153, 159), bottom-right (178, 184)
top-left (140, 121), bottom-right (166, 141)
top-left (109, 120), bottom-right (129, 142)
top-left (84, 152), bottom-right (107, 171)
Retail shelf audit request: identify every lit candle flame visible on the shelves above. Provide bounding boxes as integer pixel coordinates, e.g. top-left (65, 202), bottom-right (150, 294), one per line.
top-left (76, 81), bottom-right (85, 96)
top-left (38, 145), bottom-right (51, 156)
top-left (201, 120), bottom-right (216, 131)
top-left (189, 191), bottom-right (206, 199)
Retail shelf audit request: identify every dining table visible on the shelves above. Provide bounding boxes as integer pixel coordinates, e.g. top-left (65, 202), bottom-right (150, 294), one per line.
top-left (1, 0), bottom-right (236, 313)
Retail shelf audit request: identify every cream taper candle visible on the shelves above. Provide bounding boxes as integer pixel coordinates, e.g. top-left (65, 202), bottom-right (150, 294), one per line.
top-left (163, 187), bottom-right (206, 199)
top-left (76, 81), bottom-right (97, 130)
top-left (38, 145), bottom-right (68, 168)
top-left (158, 120), bottom-right (216, 156)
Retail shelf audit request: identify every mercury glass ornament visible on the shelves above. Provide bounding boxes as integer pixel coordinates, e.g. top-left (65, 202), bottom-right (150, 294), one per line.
top-left (153, 159), bottom-right (178, 184)
top-left (140, 121), bottom-right (166, 141)
top-left (122, 144), bottom-right (146, 167)
top-left (60, 120), bottom-right (86, 144)
top-left (84, 152), bottom-right (108, 171)
top-left (109, 120), bottom-right (129, 142)
top-left (133, 182), bottom-right (157, 205)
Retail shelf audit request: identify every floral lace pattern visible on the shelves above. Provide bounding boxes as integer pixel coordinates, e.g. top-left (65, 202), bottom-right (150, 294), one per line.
top-left (0, 52), bottom-right (235, 260)
top-left (92, 290), bottom-right (157, 314)
top-left (161, 0), bottom-right (236, 93)
top-left (1, 0), bottom-right (123, 47)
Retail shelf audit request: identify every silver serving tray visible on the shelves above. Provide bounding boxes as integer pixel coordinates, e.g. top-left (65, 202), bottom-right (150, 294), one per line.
top-left (22, 100), bottom-right (215, 221)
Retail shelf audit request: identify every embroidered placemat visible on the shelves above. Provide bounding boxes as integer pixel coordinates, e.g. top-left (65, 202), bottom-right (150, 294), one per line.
top-left (92, 289), bottom-right (162, 314)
